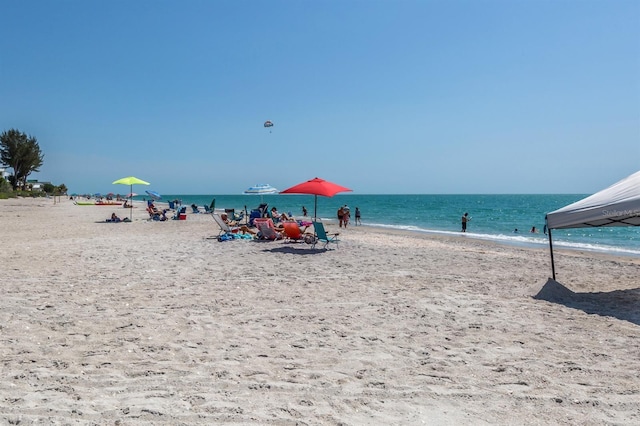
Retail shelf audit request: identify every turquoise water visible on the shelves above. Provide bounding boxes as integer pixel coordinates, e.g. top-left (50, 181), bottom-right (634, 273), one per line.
top-left (137, 194), bottom-right (640, 256)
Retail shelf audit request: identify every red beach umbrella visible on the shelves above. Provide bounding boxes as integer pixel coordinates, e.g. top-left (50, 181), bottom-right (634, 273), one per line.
top-left (280, 177), bottom-right (352, 220)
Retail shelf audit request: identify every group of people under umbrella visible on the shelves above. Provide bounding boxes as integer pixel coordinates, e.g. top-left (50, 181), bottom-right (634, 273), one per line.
top-left (113, 176), bottom-right (353, 223)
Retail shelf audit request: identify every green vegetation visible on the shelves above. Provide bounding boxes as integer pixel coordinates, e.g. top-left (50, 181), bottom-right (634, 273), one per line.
top-left (0, 128), bottom-right (67, 199)
top-left (1, 129), bottom-right (44, 191)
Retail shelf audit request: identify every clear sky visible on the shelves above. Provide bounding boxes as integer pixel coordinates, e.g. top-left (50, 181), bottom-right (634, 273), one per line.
top-left (1, 0), bottom-right (638, 195)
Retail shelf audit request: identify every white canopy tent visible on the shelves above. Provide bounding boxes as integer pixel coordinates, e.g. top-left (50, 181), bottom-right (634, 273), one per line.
top-left (545, 170), bottom-right (640, 279)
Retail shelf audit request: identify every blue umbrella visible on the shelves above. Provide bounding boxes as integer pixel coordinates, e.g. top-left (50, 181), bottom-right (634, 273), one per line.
top-left (146, 190), bottom-right (162, 200)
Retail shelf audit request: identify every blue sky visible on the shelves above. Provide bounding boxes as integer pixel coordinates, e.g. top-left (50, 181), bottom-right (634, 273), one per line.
top-left (1, 0), bottom-right (638, 195)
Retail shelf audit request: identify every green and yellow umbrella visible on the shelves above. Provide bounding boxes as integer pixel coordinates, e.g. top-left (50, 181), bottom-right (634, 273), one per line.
top-left (112, 176), bottom-right (150, 221)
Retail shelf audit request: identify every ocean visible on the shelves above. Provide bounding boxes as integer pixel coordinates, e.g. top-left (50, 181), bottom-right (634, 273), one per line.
top-left (138, 193), bottom-right (640, 256)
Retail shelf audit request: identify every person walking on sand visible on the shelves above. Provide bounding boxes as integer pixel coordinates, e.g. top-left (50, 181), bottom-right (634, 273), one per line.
top-left (342, 205), bottom-right (350, 228)
top-left (355, 207), bottom-right (361, 225)
top-left (337, 206), bottom-right (345, 228)
top-left (461, 212), bottom-right (470, 232)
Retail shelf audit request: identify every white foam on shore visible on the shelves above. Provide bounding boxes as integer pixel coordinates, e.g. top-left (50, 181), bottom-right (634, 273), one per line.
top-left (366, 222), bottom-right (640, 257)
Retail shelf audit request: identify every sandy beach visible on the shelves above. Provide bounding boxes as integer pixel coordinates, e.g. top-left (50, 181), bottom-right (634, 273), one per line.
top-left (1, 197), bottom-right (638, 425)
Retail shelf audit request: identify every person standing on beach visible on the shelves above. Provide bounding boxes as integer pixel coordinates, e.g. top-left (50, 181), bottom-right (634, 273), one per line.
top-left (343, 205), bottom-right (350, 228)
top-left (337, 206), bottom-right (344, 227)
top-left (302, 206), bottom-right (307, 217)
top-left (355, 207), bottom-right (361, 225)
top-left (461, 212), bottom-right (470, 232)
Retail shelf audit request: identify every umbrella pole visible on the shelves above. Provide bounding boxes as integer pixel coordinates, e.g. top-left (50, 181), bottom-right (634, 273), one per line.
top-left (314, 195), bottom-right (318, 221)
top-left (548, 228), bottom-right (556, 280)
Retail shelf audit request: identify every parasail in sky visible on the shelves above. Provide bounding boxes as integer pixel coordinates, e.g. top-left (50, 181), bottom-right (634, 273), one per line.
top-left (264, 120), bottom-right (274, 128)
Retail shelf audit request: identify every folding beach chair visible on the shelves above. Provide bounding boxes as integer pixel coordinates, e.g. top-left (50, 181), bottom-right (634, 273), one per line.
top-left (249, 203), bottom-right (268, 226)
top-left (282, 221), bottom-right (312, 243)
top-left (212, 213), bottom-right (236, 236)
top-left (224, 208), bottom-right (244, 222)
top-left (254, 218), bottom-right (283, 240)
top-left (311, 221), bottom-right (339, 249)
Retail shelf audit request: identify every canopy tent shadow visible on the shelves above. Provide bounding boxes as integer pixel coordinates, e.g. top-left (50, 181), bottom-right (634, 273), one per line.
top-left (533, 278), bottom-right (640, 326)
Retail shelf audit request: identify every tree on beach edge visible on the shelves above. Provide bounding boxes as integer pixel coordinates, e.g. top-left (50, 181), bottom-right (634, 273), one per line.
top-left (0, 128), bottom-right (44, 191)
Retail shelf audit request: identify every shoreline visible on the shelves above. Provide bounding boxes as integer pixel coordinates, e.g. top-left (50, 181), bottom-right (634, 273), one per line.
top-left (339, 220), bottom-right (640, 261)
top-left (1, 197), bottom-right (639, 424)
top-left (3, 196), bottom-right (639, 275)
top-left (6, 195), bottom-right (640, 267)
top-left (68, 194), bottom-right (640, 257)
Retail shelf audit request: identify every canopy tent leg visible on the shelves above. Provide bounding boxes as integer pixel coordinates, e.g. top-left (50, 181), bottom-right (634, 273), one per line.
top-left (548, 228), bottom-right (556, 280)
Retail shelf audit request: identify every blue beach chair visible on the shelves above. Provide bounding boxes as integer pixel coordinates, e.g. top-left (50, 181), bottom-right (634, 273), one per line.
top-left (311, 221), bottom-right (339, 249)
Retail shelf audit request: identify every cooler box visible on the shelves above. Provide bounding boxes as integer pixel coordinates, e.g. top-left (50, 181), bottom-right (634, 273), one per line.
top-left (179, 213), bottom-right (187, 220)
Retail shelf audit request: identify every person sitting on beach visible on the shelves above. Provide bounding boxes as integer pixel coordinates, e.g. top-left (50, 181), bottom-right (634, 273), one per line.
top-left (253, 217), bottom-right (285, 240)
top-left (285, 220), bottom-right (312, 235)
top-left (220, 213), bottom-right (256, 235)
top-left (258, 224), bottom-right (284, 240)
top-left (152, 209), bottom-right (169, 221)
top-left (107, 213), bottom-right (121, 222)
top-left (220, 212), bottom-right (239, 226)
top-left (147, 204), bottom-right (169, 221)
top-left (270, 207), bottom-right (289, 222)
top-left (123, 200), bottom-right (131, 208)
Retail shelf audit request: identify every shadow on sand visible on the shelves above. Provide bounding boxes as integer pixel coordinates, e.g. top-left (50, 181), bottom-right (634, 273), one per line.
top-left (263, 245), bottom-right (328, 256)
top-left (534, 278), bottom-right (640, 326)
